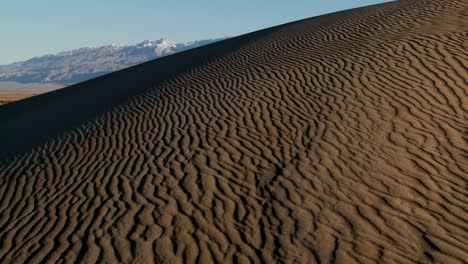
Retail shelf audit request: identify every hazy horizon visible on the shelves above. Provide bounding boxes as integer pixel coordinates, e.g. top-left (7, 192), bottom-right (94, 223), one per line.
top-left (1, 0), bottom-right (391, 65)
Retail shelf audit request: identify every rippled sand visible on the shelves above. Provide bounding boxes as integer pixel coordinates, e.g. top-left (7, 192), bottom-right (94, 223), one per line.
top-left (0, 0), bottom-right (467, 263)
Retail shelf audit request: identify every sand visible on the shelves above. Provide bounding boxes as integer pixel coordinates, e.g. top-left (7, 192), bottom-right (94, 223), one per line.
top-left (0, 82), bottom-right (62, 94)
top-left (0, 0), bottom-right (467, 263)
top-left (0, 93), bottom-right (36, 105)
top-left (0, 82), bottom-right (63, 104)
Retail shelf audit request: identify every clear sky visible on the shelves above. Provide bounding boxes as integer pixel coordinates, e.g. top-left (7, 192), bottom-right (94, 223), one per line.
top-left (0, 0), bottom-right (392, 65)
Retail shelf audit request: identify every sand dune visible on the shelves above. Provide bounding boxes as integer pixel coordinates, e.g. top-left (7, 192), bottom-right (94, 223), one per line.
top-left (0, 93), bottom-right (35, 105)
top-left (0, 82), bottom-right (62, 105)
top-left (0, 0), bottom-right (467, 263)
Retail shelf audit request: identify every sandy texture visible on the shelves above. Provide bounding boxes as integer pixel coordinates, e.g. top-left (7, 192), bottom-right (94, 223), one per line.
top-left (0, 0), bottom-right (467, 263)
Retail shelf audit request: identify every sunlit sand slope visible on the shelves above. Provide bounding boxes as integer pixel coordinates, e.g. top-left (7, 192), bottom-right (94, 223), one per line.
top-left (0, 0), bottom-right (467, 263)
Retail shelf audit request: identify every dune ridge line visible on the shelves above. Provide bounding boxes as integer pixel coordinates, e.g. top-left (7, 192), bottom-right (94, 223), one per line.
top-left (0, 0), bottom-right (467, 263)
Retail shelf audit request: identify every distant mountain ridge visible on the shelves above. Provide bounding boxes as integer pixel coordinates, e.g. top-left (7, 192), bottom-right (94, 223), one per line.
top-left (0, 38), bottom-right (224, 85)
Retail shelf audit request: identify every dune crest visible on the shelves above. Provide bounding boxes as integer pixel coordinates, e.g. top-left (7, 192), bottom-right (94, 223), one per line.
top-left (0, 0), bottom-right (467, 263)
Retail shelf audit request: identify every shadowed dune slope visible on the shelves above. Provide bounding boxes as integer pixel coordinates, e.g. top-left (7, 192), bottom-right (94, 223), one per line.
top-left (0, 0), bottom-right (467, 263)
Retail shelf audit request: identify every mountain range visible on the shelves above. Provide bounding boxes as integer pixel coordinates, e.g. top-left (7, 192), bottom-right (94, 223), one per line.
top-left (0, 38), bottom-right (223, 85)
top-left (0, 0), bottom-right (466, 262)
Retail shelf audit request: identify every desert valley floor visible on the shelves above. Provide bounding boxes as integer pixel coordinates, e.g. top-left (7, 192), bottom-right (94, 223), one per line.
top-left (0, 0), bottom-right (467, 263)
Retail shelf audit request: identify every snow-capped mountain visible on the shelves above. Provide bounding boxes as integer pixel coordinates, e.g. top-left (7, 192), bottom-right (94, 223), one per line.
top-left (0, 38), bottom-right (224, 84)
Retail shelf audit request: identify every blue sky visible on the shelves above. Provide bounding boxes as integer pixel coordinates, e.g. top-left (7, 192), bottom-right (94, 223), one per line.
top-left (0, 0), bottom-right (391, 64)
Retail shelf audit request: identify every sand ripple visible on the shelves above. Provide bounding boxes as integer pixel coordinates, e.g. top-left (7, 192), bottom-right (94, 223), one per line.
top-left (0, 0), bottom-right (467, 263)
